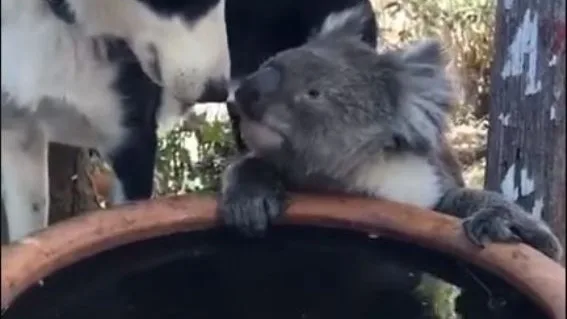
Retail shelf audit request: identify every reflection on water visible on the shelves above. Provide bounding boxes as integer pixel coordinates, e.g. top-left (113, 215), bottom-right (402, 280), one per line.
top-left (4, 227), bottom-right (547, 319)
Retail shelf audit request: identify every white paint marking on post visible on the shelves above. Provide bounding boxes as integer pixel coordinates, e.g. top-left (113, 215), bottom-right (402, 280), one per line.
top-left (500, 9), bottom-right (542, 95)
top-left (519, 168), bottom-right (535, 196)
top-left (550, 105), bottom-right (557, 120)
top-left (498, 113), bottom-right (511, 126)
top-left (504, 0), bottom-right (514, 10)
top-left (532, 197), bottom-right (544, 220)
top-left (500, 164), bottom-right (519, 201)
top-left (549, 54), bottom-right (558, 66)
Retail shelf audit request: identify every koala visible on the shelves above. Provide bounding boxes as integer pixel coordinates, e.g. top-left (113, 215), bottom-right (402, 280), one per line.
top-left (217, 4), bottom-right (563, 261)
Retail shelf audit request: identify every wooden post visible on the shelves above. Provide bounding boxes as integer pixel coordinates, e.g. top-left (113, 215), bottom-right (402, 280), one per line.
top-left (1, 144), bottom-right (98, 243)
top-left (485, 0), bottom-right (566, 263)
top-left (1, 199), bottom-right (8, 244)
top-left (47, 143), bottom-right (99, 225)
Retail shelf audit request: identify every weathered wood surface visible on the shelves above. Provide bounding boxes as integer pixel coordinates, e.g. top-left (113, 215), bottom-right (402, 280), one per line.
top-left (47, 143), bottom-right (99, 225)
top-left (486, 0), bottom-right (566, 263)
top-left (1, 144), bottom-right (97, 243)
top-left (1, 200), bottom-right (8, 244)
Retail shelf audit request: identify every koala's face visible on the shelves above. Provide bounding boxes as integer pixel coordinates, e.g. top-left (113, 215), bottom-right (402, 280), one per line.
top-left (233, 38), bottom-right (398, 157)
top-left (232, 4), bottom-right (452, 177)
top-left (233, 37), bottom-right (452, 178)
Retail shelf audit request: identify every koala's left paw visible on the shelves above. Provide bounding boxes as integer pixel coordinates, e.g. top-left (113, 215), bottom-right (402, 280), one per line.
top-left (462, 207), bottom-right (563, 261)
top-left (218, 175), bottom-right (286, 236)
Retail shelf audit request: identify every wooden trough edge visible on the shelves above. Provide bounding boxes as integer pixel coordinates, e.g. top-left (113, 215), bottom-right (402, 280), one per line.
top-left (1, 194), bottom-right (565, 318)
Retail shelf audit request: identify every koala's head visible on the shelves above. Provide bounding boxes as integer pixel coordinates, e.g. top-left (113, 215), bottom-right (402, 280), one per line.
top-left (232, 4), bottom-right (455, 177)
top-left (6, 0), bottom-right (231, 104)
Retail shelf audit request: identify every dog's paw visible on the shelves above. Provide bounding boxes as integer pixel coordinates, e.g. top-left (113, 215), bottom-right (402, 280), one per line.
top-left (462, 206), bottom-right (563, 261)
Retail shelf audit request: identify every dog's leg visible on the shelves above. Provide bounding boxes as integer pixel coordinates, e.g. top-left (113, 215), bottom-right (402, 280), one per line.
top-left (105, 127), bottom-right (158, 204)
top-left (1, 125), bottom-right (49, 241)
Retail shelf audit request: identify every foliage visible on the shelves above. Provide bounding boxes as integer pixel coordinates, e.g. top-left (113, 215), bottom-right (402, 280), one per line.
top-left (154, 108), bottom-right (236, 195)
top-left (377, 0), bottom-right (494, 118)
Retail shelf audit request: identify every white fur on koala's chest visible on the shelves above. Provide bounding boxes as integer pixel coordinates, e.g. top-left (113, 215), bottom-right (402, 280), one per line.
top-left (350, 154), bottom-right (442, 209)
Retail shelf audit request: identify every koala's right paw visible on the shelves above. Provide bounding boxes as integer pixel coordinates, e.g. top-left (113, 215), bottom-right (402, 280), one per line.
top-left (218, 172), bottom-right (287, 236)
top-left (462, 206), bottom-right (563, 261)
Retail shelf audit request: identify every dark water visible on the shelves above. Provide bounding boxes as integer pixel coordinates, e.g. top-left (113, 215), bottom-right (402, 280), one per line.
top-left (4, 226), bottom-right (546, 319)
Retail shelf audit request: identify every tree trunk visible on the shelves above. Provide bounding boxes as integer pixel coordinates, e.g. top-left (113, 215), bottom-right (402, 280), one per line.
top-left (1, 199), bottom-right (8, 244)
top-left (485, 0), bottom-right (566, 264)
top-left (47, 143), bottom-right (99, 225)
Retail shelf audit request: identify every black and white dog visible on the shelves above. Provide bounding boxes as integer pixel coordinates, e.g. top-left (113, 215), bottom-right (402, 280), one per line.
top-left (1, 0), bottom-right (377, 241)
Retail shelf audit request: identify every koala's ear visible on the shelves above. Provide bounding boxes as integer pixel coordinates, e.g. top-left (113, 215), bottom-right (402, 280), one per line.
top-left (400, 38), bottom-right (450, 70)
top-left (386, 38), bottom-right (456, 153)
top-left (312, 3), bottom-right (375, 42)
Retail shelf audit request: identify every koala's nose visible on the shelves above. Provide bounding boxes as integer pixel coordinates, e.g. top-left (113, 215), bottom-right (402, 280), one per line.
top-left (234, 67), bottom-right (280, 120)
top-left (196, 78), bottom-right (229, 103)
top-left (236, 67), bottom-right (280, 105)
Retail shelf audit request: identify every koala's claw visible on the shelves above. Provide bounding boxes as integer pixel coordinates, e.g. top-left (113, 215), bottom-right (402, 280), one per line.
top-left (219, 184), bottom-right (286, 236)
top-left (462, 208), bottom-right (563, 261)
top-left (462, 214), bottom-right (521, 248)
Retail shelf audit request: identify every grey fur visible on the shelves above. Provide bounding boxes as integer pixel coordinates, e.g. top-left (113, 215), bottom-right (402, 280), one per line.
top-left (219, 6), bottom-right (563, 261)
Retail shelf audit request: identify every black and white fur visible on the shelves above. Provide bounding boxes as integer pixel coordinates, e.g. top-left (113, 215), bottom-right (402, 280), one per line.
top-left (1, 0), bottom-right (377, 241)
top-left (1, 0), bottom-right (231, 241)
top-left (219, 5), bottom-right (563, 261)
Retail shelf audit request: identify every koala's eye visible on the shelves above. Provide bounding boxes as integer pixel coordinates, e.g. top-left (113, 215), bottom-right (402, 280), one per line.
top-left (307, 89), bottom-right (321, 99)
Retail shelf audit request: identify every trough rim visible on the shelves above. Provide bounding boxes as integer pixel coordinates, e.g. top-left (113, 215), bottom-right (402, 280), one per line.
top-left (1, 194), bottom-right (565, 318)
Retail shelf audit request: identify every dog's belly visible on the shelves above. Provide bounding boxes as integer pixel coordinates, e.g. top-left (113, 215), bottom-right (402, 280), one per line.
top-left (39, 99), bottom-right (126, 150)
top-left (40, 110), bottom-right (105, 149)
top-left (2, 97), bottom-right (126, 151)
